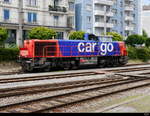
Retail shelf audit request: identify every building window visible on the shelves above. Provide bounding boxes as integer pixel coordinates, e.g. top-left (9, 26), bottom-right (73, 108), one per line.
top-left (87, 16), bottom-right (91, 23)
top-left (4, 9), bottom-right (10, 20)
top-left (56, 32), bottom-right (64, 39)
top-left (69, 2), bottom-right (74, 11)
top-left (28, 12), bottom-right (37, 23)
top-left (95, 16), bottom-right (100, 22)
top-left (27, 0), bottom-right (37, 6)
top-left (86, 4), bottom-right (92, 11)
top-left (54, 0), bottom-right (59, 6)
top-left (3, 0), bottom-right (10, 3)
top-left (67, 16), bottom-right (74, 27)
top-left (54, 16), bottom-right (59, 26)
top-left (5, 29), bottom-right (16, 44)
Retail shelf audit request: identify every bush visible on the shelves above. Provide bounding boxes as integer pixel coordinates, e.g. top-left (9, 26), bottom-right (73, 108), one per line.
top-left (145, 38), bottom-right (150, 47)
top-left (28, 27), bottom-right (56, 40)
top-left (136, 48), bottom-right (150, 62)
top-left (0, 27), bottom-right (8, 45)
top-left (106, 32), bottom-right (124, 41)
top-left (126, 34), bottom-right (145, 47)
top-left (0, 48), bottom-right (19, 62)
top-left (127, 46), bottom-right (138, 60)
top-left (127, 46), bottom-right (150, 62)
top-left (69, 31), bottom-right (85, 40)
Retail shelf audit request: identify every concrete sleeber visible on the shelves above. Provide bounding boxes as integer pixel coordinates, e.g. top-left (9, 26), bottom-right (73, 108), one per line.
top-left (45, 100), bottom-right (64, 106)
top-left (54, 98), bottom-right (73, 104)
top-left (25, 104), bottom-right (45, 111)
top-left (7, 108), bottom-right (31, 113)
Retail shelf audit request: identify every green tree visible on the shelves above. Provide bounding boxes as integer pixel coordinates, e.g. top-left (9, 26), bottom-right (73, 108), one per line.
top-left (0, 27), bottom-right (8, 46)
top-left (145, 38), bottom-right (150, 47)
top-left (106, 32), bottom-right (124, 41)
top-left (142, 30), bottom-right (150, 47)
top-left (126, 34), bottom-right (145, 47)
top-left (28, 27), bottom-right (56, 40)
top-left (69, 31), bottom-right (85, 40)
top-left (143, 29), bottom-right (148, 38)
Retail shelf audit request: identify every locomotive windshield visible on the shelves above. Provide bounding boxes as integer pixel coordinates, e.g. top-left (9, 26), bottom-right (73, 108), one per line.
top-left (88, 34), bottom-right (99, 41)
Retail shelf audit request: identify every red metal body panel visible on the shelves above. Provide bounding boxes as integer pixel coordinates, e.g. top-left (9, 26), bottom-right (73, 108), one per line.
top-left (20, 39), bottom-right (63, 58)
top-left (118, 42), bottom-right (128, 56)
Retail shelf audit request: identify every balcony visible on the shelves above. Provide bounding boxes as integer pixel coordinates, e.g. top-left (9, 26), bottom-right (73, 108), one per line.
top-left (94, 22), bottom-right (113, 28)
top-left (2, 19), bottom-right (12, 23)
top-left (125, 16), bottom-right (134, 21)
top-left (124, 5), bottom-right (134, 11)
top-left (125, 26), bottom-right (134, 31)
top-left (49, 5), bottom-right (67, 13)
top-left (94, 0), bottom-right (114, 6)
top-left (94, 10), bottom-right (113, 17)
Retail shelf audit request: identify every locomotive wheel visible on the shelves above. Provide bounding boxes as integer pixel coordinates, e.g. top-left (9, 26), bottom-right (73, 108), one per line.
top-left (43, 65), bottom-right (51, 72)
top-left (22, 63), bottom-right (34, 72)
top-left (64, 64), bottom-right (71, 70)
top-left (119, 56), bottom-right (128, 66)
top-left (98, 59), bottom-right (106, 68)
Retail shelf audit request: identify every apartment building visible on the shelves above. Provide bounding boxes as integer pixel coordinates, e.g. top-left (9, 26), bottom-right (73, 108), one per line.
top-left (93, 0), bottom-right (114, 36)
top-left (0, 0), bottom-right (75, 46)
top-left (112, 0), bottom-right (142, 37)
top-left (75, 0), bottom-right (142, 37)
top-left (76, 0), bottom-right (114, 36)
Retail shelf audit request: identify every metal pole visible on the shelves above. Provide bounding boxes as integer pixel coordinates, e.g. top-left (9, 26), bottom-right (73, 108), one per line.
top-left (18, 0), bottom-right (23, 47)
top-left (104, 5), bottom-right (107, 36)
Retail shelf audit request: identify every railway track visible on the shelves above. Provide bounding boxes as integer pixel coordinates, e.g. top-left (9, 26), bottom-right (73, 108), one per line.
top-left (0, 76), bottom-right (125, 98)
top-left (0, 72), bottom-right (105, 84)
top-left (0, 65), bottom-right (150, 84)
top-left (107, 67), bottom-right (150, 73)
top-left (0, 63), bottom-right (150, 76)
top-left (0, 74), bottom-right (150, 113)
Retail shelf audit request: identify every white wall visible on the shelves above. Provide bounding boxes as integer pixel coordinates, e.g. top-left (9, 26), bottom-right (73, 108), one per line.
top-left (142, 11), bottom-right (150, 36)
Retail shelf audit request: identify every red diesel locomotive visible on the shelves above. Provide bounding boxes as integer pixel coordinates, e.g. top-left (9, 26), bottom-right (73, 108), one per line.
top-left (19, 34), bottom-right (128, 72)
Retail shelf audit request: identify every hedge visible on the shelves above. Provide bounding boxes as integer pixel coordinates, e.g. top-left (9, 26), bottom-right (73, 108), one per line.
top-left (127, 46), bottom-right (150, 62)
top-left (0, 48), bottom-right (19, 62)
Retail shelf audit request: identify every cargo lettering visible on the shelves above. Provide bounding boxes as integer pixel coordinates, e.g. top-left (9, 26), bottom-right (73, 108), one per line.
top-left (78, 42), bottom-right (97, 53)
top-left (78, 42), bottom-right (114, 55)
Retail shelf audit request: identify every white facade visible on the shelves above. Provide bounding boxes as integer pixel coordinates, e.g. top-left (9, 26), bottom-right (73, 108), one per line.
top-left (112, 0), bottom-right (142, 37)
top-left (76, 0), bottom-right (115, 36)
top-left (93, 0), bottom-right (115, 36)
top-left (142, 6), bottom-right (150, 36)
top-left (0, 0), bottom-right (75, 46)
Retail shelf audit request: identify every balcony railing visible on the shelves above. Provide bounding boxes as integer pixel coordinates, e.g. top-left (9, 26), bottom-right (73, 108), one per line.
top-left (49, 5), bottom-right (67, 13)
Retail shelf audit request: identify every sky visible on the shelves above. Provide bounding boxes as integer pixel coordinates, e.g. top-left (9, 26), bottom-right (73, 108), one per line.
top-left (143, 0), bottom-right (150, 5)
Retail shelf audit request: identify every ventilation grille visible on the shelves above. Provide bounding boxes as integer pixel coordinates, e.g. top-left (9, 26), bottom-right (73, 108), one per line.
top-left (35, 42), bottom-right (57, 57)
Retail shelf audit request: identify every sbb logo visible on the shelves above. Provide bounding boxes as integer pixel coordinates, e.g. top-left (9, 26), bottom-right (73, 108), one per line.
top-left (78, 42), bottom-right (114, 55)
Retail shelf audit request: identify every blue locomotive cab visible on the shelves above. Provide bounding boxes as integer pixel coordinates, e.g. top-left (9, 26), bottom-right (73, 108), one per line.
top-left (84, 33), bottom-right (113, 42)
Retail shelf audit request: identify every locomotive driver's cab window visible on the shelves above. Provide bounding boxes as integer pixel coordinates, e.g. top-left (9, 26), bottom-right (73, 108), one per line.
top-left (88, 34), bottom-right (99, 41)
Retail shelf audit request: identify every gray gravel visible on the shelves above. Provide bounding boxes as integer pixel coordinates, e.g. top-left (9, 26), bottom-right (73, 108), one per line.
top-left (0, 84), bottom-right (101, 107)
